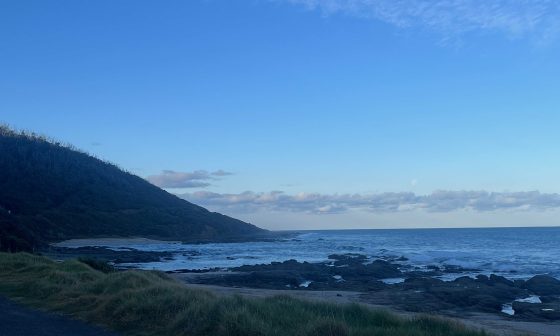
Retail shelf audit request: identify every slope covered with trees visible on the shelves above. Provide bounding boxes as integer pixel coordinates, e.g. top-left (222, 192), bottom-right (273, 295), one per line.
top-left (0, 126), bottom-right (265, 251)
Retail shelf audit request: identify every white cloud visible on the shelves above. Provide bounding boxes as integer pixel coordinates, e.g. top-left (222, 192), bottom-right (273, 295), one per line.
top-left (180, 189), bottom-right (560, 214)
top-left (277, 0), bottom-right (560, 42)
top-left (146, 169), bottom-right (234, 189)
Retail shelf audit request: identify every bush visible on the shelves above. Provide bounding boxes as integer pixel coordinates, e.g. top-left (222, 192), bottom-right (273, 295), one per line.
top-left (78, 257), bottom-right (116, 273)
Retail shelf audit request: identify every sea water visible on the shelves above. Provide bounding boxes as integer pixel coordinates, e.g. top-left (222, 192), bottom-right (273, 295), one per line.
top-left (55, 227), bottom-right (560, 280)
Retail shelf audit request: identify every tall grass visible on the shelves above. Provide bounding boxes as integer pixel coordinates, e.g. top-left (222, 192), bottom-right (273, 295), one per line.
top-left (0, 253), bottom-right (490, 336)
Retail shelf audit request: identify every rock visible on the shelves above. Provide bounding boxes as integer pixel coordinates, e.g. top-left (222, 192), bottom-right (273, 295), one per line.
top-left (475, 274), bottom-right (489, 282)
top-left (48, 246), bottom-right (174, 264)
top-left (513, 279), bottom-right (525, 288)
top-left (512, 301), bottom-right (560, 320)
top-left (393, 275), bottom-right (524, 314)
top-left (489, 274), bottom-right (514, 286)
top-left (523, 275), bottom-right (560, 296)
top-left (365, 260), bottom-right (402, 278)
top-left (443, 265), bottom-right (481, 273)
top-left (403, 276), bottom-right (443, 290)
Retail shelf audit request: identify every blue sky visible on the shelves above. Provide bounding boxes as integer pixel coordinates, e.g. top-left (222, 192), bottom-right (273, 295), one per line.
top-left (2, 0), bottom-right (560, 229)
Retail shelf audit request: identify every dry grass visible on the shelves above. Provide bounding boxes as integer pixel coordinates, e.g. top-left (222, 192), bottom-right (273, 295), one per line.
top-left (0, 253), bottom-right (491, 336)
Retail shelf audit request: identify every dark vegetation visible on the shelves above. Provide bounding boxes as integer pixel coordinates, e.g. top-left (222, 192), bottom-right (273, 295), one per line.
top-left (77, 257), bottom-right (117, 273)
top-left (0, 253), bottom-right (491, 336)
top-left (0, 125), bottom-right (265, 252)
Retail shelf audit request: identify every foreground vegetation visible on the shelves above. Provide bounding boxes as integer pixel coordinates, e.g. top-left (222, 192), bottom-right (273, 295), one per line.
top-left (0, 253), bottom-right (490, 336)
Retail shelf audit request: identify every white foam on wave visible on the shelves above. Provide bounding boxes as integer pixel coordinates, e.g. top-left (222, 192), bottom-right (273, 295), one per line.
top-left (516, 295), bottom-right (541, 304)
top-left (381, 278), bottom-right (405, 285)
top-left (501, 304), bottom-right (515, 316)
top-left (434, 274), bottom-right (478, 282)
top-left (299, 280), bottom-right (312, 288)
top-left (54, 229), bottom-right (560, 280)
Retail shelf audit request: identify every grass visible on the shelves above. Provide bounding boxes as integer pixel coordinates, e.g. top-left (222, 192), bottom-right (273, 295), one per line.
top-left (0, 252), bottom-right (491, 336)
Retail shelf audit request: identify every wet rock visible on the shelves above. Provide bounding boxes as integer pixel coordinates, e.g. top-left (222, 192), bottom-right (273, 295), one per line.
top-left (328, 254), bottom-right (368, 267)
top-left (512, 301), bottom-right (560, 320)
top-left (384, 275), bottom-right (526, 314)
top-left (402, 276), bottom-right (444, 290)
top-left (489, 274), bottom-right (514, 286)
top-left (513, 279), bottom-right (525, 288)
top-left (475, 274), bottom-right (489, 282)
top-left (523, 275), bottom-right (560, 296)
top-left (45, 246), bottom-right (173, 263)
top-left (443, 265), bottom-right (481, 273)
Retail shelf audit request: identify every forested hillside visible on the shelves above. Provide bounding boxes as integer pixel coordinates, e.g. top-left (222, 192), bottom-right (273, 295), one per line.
top-left (0, 126), bottom-right (264, 251)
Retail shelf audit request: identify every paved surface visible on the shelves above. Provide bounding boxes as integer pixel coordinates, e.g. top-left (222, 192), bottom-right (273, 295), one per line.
top-left (0, 297), bottom-right (118, 336)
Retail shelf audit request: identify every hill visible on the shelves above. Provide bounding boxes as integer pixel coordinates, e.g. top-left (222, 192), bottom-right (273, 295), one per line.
top-left (0, 126), bottom-right (265, 252)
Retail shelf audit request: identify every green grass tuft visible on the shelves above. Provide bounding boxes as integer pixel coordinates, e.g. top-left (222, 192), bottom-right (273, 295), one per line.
top-left (0, 253), bottom-right (491, 336)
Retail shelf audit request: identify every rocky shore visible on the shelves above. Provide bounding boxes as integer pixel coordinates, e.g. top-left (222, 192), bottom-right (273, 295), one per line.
top-left (43, 246), bottom-right (175, 264)
top-left (171, 253), bottom-right (560, 322)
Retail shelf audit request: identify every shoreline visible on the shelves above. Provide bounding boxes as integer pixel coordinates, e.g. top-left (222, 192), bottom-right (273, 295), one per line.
top-left (47, 233), bottom-right (560, 332)
top-left (176, 279), bottom-right (560, 336)
top-left (0, 252), bottom-right (494, 336)
top-left (172, 254), bottom-right (560, 323)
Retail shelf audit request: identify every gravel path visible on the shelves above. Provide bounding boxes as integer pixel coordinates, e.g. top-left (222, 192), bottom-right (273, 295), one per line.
top-left (0, 296), bottom-right (118, 336)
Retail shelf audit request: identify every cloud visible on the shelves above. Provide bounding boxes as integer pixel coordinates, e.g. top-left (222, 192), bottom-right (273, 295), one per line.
top-left (277, 0), bottom-right (560, 42)
top-left (211, 169), bottom-right (234, 176)
top-left (180, 190), bottom-right (560, 214)
top-left (146, 169), bottom-right (233, 189)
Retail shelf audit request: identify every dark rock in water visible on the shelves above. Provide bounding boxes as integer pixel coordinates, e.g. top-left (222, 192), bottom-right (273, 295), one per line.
top-left (365, 260), bottom-right (403, 278)
top-left (475, 274), bottom-right (515, 287)
top-left (192, 255), bottom-right (404, 291)
top-left (513, 301), bottom-right (560, 321)
top-left (513, 279), bottom-right (525, 288)
top-left (454, 276), bottom-right (476, 284)
top-left (402, 276), bottom-right (444, 290)
top-left (374, 274), bottom-right (527, 314)
top-left (489, 274), bottom-right (514, 286)
top-left (429, 280), bottom-right (509, 313)
top-left (324, 254), bottom-right (404, 280)
top-left (174, 251), bottom-right (557, 322)
top-left (328, 254), bottom-right (368, 265)
top-left (45, 246), bottom-right (173, 264)
top-left (169, 268), bottom-right (213, 274)
top-left (540, 296), bottom-right (559, 304)
top-left (233, 259), bottom-right (321, 274)
top-left (523, 275), bottom-right (560, 296)
top-left (443, 265), bottom-right (481, 273)
top-left (476, 274), bottom-right (489, 282)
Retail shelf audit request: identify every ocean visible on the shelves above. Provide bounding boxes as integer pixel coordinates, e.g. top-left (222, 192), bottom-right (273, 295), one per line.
top-left (56, 226), bottom-right (560, 280)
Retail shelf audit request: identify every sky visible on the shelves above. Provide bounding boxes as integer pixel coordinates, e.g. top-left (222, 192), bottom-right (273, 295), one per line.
top-left (2, 0), bottom-right (560, 230)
